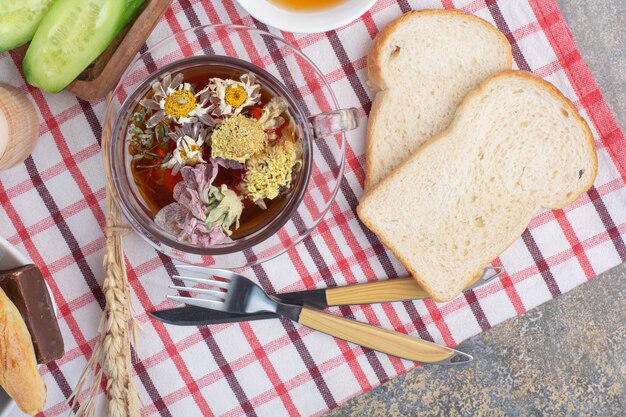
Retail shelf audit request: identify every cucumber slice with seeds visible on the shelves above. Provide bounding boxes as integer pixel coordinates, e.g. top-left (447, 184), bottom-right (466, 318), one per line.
top-left (0, 0), bottom-right (56, 52)
top-left (23, 0), bottom-right (144, 93)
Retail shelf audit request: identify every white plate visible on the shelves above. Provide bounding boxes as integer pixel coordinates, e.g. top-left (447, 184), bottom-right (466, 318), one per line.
top-left (0, 236), bottom-right (57, 417)
top-left (236, 0), bottom-right (377, 33)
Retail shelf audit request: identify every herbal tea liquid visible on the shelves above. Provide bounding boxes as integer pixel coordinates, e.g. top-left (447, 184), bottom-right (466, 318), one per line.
top-left (129, 65), bottom-right (298, 239)
top-left (268, 0), bottom-right (348, 12)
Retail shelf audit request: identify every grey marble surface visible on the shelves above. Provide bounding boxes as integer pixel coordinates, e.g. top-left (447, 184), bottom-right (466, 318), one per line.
top-left (326, 1), bottom-right (626, 416)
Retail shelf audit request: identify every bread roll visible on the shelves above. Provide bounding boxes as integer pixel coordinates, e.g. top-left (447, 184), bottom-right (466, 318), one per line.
top-left (0, 287), bottom-right (46, 415)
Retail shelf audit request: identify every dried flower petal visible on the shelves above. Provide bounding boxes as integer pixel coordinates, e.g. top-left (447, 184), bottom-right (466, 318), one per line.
top-left (178, 216), bottom-right (230, 247)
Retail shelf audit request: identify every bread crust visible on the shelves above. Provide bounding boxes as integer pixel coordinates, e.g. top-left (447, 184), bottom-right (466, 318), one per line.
top-left (0, 288), bottom-right (46, 415)
top-left (365, 9), bottom-right (513, 191)
top-left (358, 70), bottom-right (598, 302)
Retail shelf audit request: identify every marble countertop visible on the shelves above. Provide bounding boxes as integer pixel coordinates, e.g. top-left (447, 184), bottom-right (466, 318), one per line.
top-left (327, 1), bottom-right (626, 415)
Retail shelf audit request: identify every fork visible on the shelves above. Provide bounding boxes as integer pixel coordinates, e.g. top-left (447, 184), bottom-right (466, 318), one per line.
top-left (167, 265), bottom-right (473, 365)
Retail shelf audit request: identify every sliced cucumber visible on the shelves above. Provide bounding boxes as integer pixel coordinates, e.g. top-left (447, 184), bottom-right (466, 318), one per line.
top-left (23, 0), bottom-right (144, 93)
top-left (0, 0), bottom-right (56, 52)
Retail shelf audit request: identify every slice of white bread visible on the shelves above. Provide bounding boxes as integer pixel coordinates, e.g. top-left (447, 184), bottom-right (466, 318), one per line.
top-left (358, 70), bottom-right (598, 302)
top-left (365, 10), bottom-right (512, 190)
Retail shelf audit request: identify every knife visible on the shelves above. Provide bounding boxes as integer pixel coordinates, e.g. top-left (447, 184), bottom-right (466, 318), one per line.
top-left (149, 266), bottom-right (503, 326)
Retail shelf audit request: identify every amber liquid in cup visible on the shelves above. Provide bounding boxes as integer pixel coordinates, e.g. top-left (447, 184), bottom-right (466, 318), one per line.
top-left (268, 0), bottom-right (348, 11)
top-left (128, 63), bottom-right (305, 241)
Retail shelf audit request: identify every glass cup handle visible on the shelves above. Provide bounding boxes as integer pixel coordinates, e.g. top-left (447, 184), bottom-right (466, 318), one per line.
top-left (308, 108), bottom-right (359, 139)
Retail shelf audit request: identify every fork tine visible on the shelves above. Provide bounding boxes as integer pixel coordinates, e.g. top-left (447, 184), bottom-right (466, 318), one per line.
top-left (169, 285), bottom-right (226, 300)
top-left (173, 275), bottom-right (230, 289)
top-left (175, 264), bottom-right (231, 276)
top-left (175, 265), bottom-right (240, 281)
top-left (167, 295), bottom-right (225, 310)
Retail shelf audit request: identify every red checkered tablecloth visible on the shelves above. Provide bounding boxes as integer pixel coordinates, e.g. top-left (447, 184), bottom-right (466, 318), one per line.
top-left (1, 0), bottom-right (625, 416)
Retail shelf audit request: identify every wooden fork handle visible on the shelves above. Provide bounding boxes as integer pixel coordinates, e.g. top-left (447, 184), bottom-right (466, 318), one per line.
top-left (298, 307), bottom-right (455, 363)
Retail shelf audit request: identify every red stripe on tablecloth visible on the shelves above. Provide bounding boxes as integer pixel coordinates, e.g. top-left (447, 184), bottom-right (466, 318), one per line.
top-left (422, 299), bottom-right (456, 347)
top-left (3, 144), bottom-right (101, 201)
top-left (485, 0), bottom-right (613, 320)
top-left (233, 14), bottom-right (349, 406)
top-left (553, 208), bottom-right (596, 279)
top-left (126, 261), bottom-right (216, 416)
top-left (530, 2), bottom-right (626, 161)
top-left (492, 258), bottom-right (526, 315)
top-left (24, 156), bottom-right (105, 306)
top-left (206, 1), bottom-right (240, 57)
top-left (500, 273), bottom-right (527, 315)
top-left (255, 20), bottom-right (392, 388)
top-left (163, 8), bottom-right (193, 58)
top-left (360, 10), bottom-right (379, 39)
top-left (529, 0), bottom-right (626, 179)
top-left (528, 1), bottom-right (626, 261)
top-left (533, 59), bottom-right (562, 79)
top-left (250, 259), bottom-right (341, 409)
top-left (134, 221), bottom-right (626, 407)
top-left (510, 21), bottom-right (542, 39)
top-left (162, 253), bottom-right (259, 416)
top-left (240, 322), bottom-right (300, 416)
top-left (23, 86), bottom-right (106, 232)
top-left (459, 0), bottom-right (489, 14)
top-left (441, 0), bottom-right (456, 9)
top-left (6, 187), bottom-right (105, 243)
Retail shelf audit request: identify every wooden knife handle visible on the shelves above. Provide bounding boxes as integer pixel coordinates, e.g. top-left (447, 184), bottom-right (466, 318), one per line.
top-left (325, 272), bottom-right (485, 306)
top-left (298, 307), bottom-right (454, 363)
top-left (325, 277), bottom-right (428, 306)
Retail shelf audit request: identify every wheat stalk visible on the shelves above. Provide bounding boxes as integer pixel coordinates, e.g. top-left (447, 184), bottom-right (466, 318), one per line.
top-left (68, 96), bottom-right (140, 417)
top-left (67, 190), bottom-right (140, 417)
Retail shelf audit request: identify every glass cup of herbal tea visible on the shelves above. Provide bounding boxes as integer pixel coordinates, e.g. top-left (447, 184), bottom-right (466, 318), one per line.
top-left (103, 24), bottom-right (357, 268)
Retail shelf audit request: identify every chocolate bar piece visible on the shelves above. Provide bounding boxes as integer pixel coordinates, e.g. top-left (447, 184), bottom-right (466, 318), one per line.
top-left (0, 264), bottom-right (64, 364)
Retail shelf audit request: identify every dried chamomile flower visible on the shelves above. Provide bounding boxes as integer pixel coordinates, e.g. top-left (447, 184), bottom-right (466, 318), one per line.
top-left (244, 139), bottom-right (299, 202)
top-left (210, 115), bottom-right (267, 163)
top-left (258, 97), bottom-right (288, 130)
top-left (209, 73), bottom-right (261, 116)
top-left (162, 123), bottom-right (209, 175)
top-left (205, 184), bottom-right (243, 235)
top-left (140, 72), bottom-right (215, 127)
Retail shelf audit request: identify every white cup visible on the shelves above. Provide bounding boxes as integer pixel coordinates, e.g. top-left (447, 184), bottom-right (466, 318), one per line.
top-left (236, 0), bottom-right (377, 33)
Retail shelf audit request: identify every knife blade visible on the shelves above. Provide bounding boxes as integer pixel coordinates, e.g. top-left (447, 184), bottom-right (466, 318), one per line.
top-left (150, 267), bottom-right (503, 326)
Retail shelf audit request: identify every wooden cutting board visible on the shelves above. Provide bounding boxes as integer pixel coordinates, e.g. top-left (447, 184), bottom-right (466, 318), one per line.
top-left (14, 0), bottom-right (173, 101)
